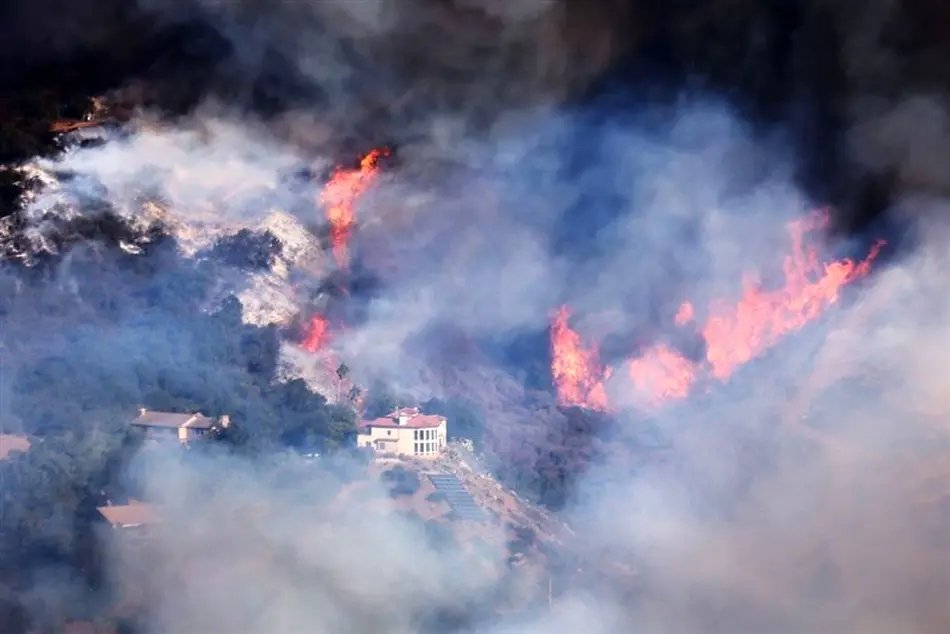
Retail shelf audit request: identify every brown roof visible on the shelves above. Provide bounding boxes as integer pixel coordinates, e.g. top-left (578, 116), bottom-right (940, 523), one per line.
top-left (360, 408), bottom-right (446, 430)
top-left (130, 410), bottom-right (214, 430)
top-left (97, 503), bottom-right (159, 528)
top-left (0, 434), bottom-right (30, 460)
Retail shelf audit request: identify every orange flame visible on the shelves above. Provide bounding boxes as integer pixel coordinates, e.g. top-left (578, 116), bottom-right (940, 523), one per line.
top-left (549, 306), bottom-right (610, 411)
top-left (298, 314), bottom-right (363, 406)
top-left (319, 148), bottom-right (388, 269)
top-left (627, 210), bottom-right (885, 408)
top-left (550, 211), bottom-right (885, 412)
top-left (300, 314), bottom-right (331, 353)
top-left (628, 344), bottom-right (697, 408)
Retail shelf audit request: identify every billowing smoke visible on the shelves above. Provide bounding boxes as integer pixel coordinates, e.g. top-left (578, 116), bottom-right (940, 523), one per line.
top-left (115, 448), bottom-right (503, 634)
top-left (6, 0), bottom-right (950, 632)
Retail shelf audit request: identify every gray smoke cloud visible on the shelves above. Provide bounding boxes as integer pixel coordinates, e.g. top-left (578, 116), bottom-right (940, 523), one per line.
top-left (119, 0), bottom-right (635, 155)
top-left (114, 448), bottom-right (504, 634)
top-left (570, 221), bottom-right (950, 632)
top-left (31, 91), bottom-right (950, 633)
top-left (100, 220), bottom-right (950, 634)
top-left (830, 0), bottom-right (950, 201)
top-left (13, 0), bottom-right (950, 632)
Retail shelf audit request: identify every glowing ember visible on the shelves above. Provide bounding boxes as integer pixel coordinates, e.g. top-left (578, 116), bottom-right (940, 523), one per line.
top-left (319, 148), bottom-right (388, 269)
top-left (627, 210), bottom-right (886, 408)
top-left (300, 314), bottom-right (331, 353)
top-left (549, 306), bottom-right (610, 411)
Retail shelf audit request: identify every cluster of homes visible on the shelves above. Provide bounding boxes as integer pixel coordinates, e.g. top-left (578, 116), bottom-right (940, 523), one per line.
top-left (57, 405), bottom-right (448, 533)
top-left (1, 405), bottom-right (449, 534)
top-left (0, 410), bottom-right (238, 532)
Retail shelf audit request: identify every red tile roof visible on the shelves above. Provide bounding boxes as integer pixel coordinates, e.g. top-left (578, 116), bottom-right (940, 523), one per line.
top-left (0, 434), bottom-right (30, 460)
top-left (359, 408), bottom-right (446, 430)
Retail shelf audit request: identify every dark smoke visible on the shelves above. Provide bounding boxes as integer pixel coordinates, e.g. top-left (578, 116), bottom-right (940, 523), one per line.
top-left (2, 0), bottom-right (945, 232)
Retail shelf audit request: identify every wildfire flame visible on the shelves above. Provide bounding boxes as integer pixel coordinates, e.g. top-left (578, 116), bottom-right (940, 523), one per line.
top-left (697, 213), bottom-right (883, 382)
top-left (551, 211), bottom-right (886, 412)
top-left (300, 314), bottom-right (331, 354)
top-left (550, 306), bottom-right (611, 411)
top-left (319, 148), bottom-right (388, 269)
top-left (295, 150), bottom-right (388, 407)
top-left (298, 313), bottom-right (362, 407)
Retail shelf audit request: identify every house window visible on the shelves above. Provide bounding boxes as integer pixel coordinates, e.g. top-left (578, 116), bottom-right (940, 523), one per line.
top-left (387, 429), bottom-right (392, 436)
top-left (414, 442), bottom-right (420, 454)
top-left (414, 430), bottom-right (419, 440)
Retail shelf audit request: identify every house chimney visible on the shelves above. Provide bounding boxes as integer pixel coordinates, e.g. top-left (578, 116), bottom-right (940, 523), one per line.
top-left (219, 415), bottom-right (231, 428)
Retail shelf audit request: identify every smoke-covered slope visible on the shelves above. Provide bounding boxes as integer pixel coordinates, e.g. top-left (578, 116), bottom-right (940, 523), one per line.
top-left (6, 1), bottom-right (950, 633)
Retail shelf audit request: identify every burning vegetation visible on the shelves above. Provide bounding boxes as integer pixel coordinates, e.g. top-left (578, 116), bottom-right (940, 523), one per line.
top-left (319, 148), bottom-right (389, 270)
top-left (0, 86), bottom-right (920, 634)
top-left (5, 1), bottom-right (950, 632)
top-left (549, 305), bottom-right (611, 411)
top-left (296, 148), bottom-right (392, 411)
top-left (551, 210), bottom-right (885, 412)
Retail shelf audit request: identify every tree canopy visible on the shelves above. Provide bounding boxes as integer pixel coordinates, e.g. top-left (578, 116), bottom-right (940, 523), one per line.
top-left (0, 211), bottom-right (357, 632)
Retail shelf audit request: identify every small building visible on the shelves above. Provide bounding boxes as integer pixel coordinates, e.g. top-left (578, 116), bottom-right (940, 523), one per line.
top-left (357, 407), bottom-right (447, 459)
top-left (97, 500), bottom-right (158, 539)
top-left (0, 434), bottom-right (30, 460)
top-left (129, 408), bottom-right (227, 445)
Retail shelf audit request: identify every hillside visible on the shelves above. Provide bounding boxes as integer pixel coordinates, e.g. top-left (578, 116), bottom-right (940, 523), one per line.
top-left (4, 8), bottom-right (950, 632)
top-left (357, 444), bottom-right (638, 612)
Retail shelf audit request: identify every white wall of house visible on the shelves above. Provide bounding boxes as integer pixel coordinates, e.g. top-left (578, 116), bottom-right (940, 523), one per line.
top-left (357, 420), bottom-right (447, 459)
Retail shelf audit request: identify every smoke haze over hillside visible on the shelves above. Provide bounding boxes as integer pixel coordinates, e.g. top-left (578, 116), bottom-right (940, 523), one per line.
top-left (25, 86), bottom-right (950, 634)
top-left (6, 0), bottom-right (950, 632)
